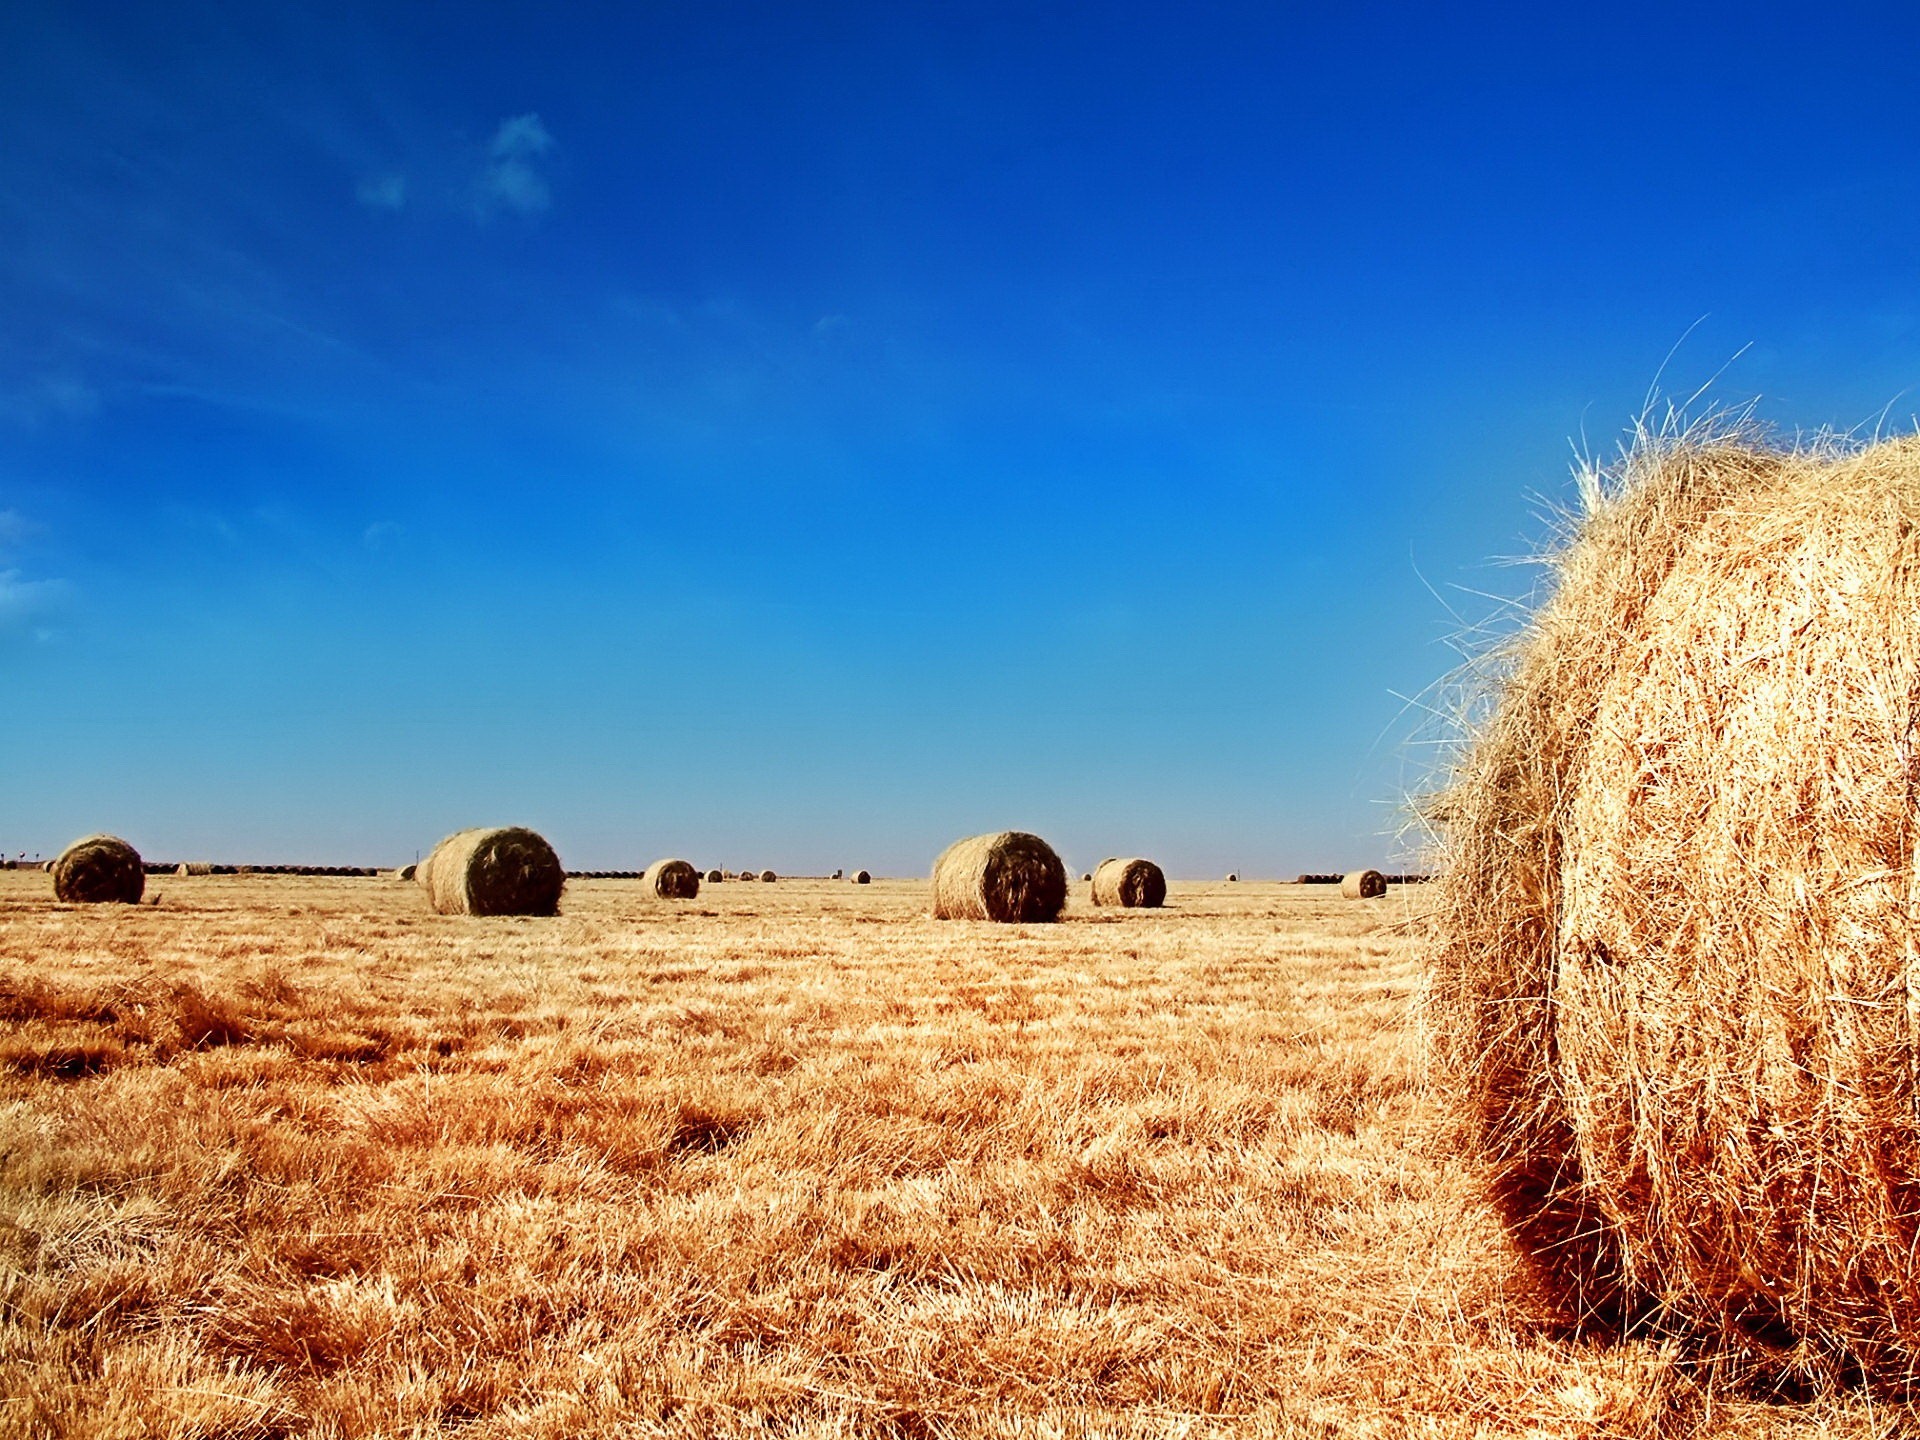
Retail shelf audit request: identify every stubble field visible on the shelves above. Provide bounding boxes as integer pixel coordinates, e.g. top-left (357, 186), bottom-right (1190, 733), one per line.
top-left (0, 874), bottom-right (1892, 1437)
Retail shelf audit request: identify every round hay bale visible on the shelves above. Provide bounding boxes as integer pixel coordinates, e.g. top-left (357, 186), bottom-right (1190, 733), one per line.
top-left (394, 864), bottom-right (417, 881)
top-left (52, 835), bottom-right (144, 904)
top-left (417, 827), bottom-right (563, 916)
top-left (40, 860), bottom-right (53, 873)
top-left (644, 858), bottom-right (700, 899)
top-left (851, 869), bottom-right (871, 884)
top-left (1339, 868), bottom-right (1386, 900)
top-left (1428, 428), bottom-right (1920, 1387)
top-left (1091, 856), bottom-right (1167, 908)
top-left (705, 868), bottom-right (723, 882)
top-left (1081, 872), bottom-right (1092, 882)
top-left (175, 862), bottom-right (213, 877)
top-left (759, 869), bottom-right (777, 883)
top-left (931, 831), bottom-right (1066, 923)
top-left (1224, 872), bottom-right (1238, 883)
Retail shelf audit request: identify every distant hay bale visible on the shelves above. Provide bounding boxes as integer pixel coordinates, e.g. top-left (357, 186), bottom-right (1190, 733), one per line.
top-left (40, 861), bottom-right (53, 873)
top-left (52, 835), bottom-right (144, 905)
top-left (1224, 872), bottom-right (1239, 883)
top-left (1081, 872), bottom-right (1092, 882)
top-left (644, 858), bottom-right (700, 899)
top-left (175, 862), bottom-right (213, 877)
top-left (831, 868), bottom-right (843, 880)
top-left (851, 869), bottom-right (871, 884)
top-left (1428, 427), bottom-right (1920, 1390)
top-left (396, 864), bottom-right (416, 881)
top-left (1090, 856), bottom-right (1166, 908)
top-left (1339, 868), bottom-right (1386, 900)
top-left (705, 868), bottom-right (723, 882)
top-left (417, 827), bottom-right (563, 916)
top-left (931, 831), bottom-right (1066, 923)
top-left (759, 869), bottom-right (777, 883)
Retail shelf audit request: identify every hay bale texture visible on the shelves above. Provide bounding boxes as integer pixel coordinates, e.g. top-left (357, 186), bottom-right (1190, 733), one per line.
top-left (931, 831), bottom-right (1066, 923)
top-left (417, 827), bottom-right (563, 916)
top-left (644, 858), bottom-right (700, 899)
top-left (759, 870), bottom-right (776, 883)
top-left (1090, 856), bottom-right (1167, 908)
top-left (1340, 868), bottom-right (1386, 899)
top-left (52, 835), bottom-right (144, 904)
top-left (1429, 428), bottom-right (1920, 1389)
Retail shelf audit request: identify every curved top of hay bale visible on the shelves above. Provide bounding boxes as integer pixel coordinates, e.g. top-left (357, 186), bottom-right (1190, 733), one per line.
top-left (418, 827), bottom-right (564, 916)
top-left (644, 858), bottom-right (700, 900)
top-left (931, 831), bottom-right (1066, 923)
top-left (759, 869), bottom-right (777, 882)
top-left (1091, 856), bottom-right (1167, 908)
top-left (53, 834), bottom-right (145, 904)
top-left (851, 869), bottom-right (871, 884)
top-left (1339, 868), bottom-right (1386, 900)
top-left (1427, 427), bottom-right (1920, 1384)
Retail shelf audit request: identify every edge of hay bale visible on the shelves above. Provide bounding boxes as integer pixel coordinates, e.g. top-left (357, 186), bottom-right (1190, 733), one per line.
top-left (930, 831), bottom-right (1066, 922)
top-left (52, 834), bottom-right (145, 904)
top-left (1090, 856), bottom-right (1167, 908)
top-left (418, 827), bottom-right (564, 916)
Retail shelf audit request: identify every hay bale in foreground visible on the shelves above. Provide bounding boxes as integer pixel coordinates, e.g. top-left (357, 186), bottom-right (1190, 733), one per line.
top-left (1429, 428), bottom-right (1920, 1390)
top-left (931, 832), bottom-right (1065, 922)
top-left (644, 858), bottom-right (700, 899)
top-left (851, 869), bottom-right (871, 884)
top-left (417, 827), bottom-right (563, 916)
top-left (1339, 868), bottom-right (1386, 900)
top-left (1091, 856), bottom-right (1167, 908)
top-left (52, 835), bottom-right (144, 904)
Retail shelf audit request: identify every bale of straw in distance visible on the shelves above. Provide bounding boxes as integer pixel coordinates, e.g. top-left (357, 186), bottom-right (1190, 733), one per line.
top-left (644, 858), bottom-right (700, 899)
top-left (851, 869), bottom-right (871, 884)
top-left (1428, 428), bottom-right (1920, 1389)
top-left (705, 868), bottom-right (724, 882)
top-left (52, 835), bottom-right (145, 904)
top-left (930, 831), bottom-right (1066, 922)
top-left (1091, 856), bottom-right (1167, 908)
top-left (759, 869), bottom-right (777, 882)
top-left (1224, 872), bottom-right (1239, 882)
top-left (1339, 868), bottom-right (1386, 899)
top-left (175, 862), bottom-right (213, 877)
top-left (417, 827), bottom-right (564, 916)
top-left (396, 864), bottom-right (416, 881)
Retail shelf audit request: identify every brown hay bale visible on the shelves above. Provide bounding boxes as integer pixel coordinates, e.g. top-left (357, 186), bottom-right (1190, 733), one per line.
top-left (1224, 872), bottom-right (1238, 882)
top-left (396, 863), bottom-right (417, 881)
top-left (175, 862), bottom-right (213, 877)
top-left (851, 869), bottom-right (871, 884)
top-left (40, 861), bottom-right (53, 873)
top-left (644, 858), bottom-right (700, 899)
top-left (52, 835), bottom-right (144, 905)
top-left (704, 868), bottom-right (723, 882)
top-left (1090, 856), bottom-right (1166, 908)
top-left (1427, 427), bottom-right (1920, 1389)
top-left (1339, 868), bottom-right (1386, 900)
top-left (417, 827), bottom-right (563, 916)
top-left (930, 831), bottom-right (1066, 923)
top-left (759, 869), bottom-right (777, 883)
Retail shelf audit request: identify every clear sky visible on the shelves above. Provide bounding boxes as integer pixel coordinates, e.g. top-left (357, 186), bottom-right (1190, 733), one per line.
top-left (6, 1), bottom-right (1919, 875)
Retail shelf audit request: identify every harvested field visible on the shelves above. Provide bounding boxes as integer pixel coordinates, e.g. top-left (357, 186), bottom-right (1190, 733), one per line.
top-left (0, 872), bottom-right (1867, 1436)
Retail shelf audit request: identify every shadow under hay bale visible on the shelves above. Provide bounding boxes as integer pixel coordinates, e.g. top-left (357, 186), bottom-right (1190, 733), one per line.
top-left (417, 827), bottom-right (564, 916)
top-left (52, 836), bottom-right (145, 905)
top-left (1091, 856), bottom-right (1167, 908)
top-left (931, 831), bottom-right (1065, 923)
top-left (644, 858), bottom-right (700, 899)
top-left (1340, 868), bottom-right (1386, 899)
top-left (1429, 426), bottom-right (1920, 1392)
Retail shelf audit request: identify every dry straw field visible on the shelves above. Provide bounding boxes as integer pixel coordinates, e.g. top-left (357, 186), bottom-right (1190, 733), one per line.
top-left (0, 869), bottom-right (1895, 1438)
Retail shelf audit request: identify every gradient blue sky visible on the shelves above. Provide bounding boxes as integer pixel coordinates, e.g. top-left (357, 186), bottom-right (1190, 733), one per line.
top-left (6, 1), bottom-right (1919, 874)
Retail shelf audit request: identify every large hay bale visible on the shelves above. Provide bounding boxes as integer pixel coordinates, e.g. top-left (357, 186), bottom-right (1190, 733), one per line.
top-left (851, 869), bottom-right (871, 884)
top-left (1339, 868), bottom-right (1386, 900)
top-left (1428, 428), bottom-right (1920, 1389)
top-left (52, 835), bottom-right (144, 904)
top-left (1090, 856), bottom-right (1166, 908)
top-left (931, 831), bottom-right (1066, 922)
top-left (417, 827), bottom-right (563, 916)
top-left (644, 858), bottom-right (700, 899)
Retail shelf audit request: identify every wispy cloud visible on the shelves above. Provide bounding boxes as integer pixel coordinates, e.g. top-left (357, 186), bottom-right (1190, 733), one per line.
top-left (0, 569), bottom-right (71, 640)
top-left (356, 172), bottom-right (407, 211)
top-left (477, 112), bottom-right (555, 218)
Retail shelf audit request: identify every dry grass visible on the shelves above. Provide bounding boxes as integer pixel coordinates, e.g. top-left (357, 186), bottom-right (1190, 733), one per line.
top-left (0, 873), bottom-right (1886, 1437)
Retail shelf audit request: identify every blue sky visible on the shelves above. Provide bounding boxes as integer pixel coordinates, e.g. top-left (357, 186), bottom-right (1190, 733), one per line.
top-left (6, 1), bottom-right (1920, 874)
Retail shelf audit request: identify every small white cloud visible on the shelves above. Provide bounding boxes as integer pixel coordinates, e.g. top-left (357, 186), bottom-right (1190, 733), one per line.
top-left (478, 112), bottom-right (556, 217)
top-left (0, 569), bottom-right (70, 637)
top-left (356, 173), bottom-right (408, 211)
